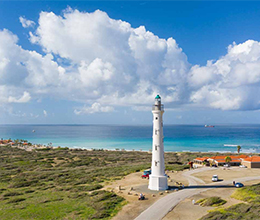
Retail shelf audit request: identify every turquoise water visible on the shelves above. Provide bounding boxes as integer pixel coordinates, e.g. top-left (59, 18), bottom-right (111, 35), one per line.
top-left (0, 124), bottom-right (260, 153)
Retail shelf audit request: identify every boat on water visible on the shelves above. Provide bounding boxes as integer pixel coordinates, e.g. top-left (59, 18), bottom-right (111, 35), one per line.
top-left (32, 130), bottom-right (35, 133)
top-left (205, 125), bottom-right (215, 128)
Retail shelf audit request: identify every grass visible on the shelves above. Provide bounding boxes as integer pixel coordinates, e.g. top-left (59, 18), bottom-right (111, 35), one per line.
top-left (196, 197), bottom-right (226, 207)
top-left (200, 183), bottom-right (260, 220)
top-left (231, 183), bottom-right (260, 202)
top-left (1, 145), bottom-right (210, 219)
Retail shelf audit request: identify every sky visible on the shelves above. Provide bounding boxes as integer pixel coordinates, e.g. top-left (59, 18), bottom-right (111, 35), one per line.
top-left (1, 1), bottom-right (260, 125)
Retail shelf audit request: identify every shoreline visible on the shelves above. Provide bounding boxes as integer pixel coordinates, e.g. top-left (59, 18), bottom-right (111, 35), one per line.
top-left (2, 143), bottom-right (259, 155)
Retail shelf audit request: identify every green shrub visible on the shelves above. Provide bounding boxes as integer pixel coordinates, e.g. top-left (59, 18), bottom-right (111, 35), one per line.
top-left (197, 197), bottom-right (226, 207)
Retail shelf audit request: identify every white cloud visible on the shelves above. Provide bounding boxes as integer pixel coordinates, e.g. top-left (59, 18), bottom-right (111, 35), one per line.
top-left (43, 110), bottom-right (47, 117)
top-left (19, 16), bottom-right (35, 28)
top-left (29, 9), bottom-right (189, 105)
top-left (189, 40), bottom-right (260, 110)
top-left (8, 91), bottom-right (31, 103)
top-left (0, 8), bottom-right (260, 113)
top-left (74, 103), bottom-right (114, 114)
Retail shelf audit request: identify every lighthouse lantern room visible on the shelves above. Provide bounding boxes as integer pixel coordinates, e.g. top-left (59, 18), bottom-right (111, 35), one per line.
top-left (148, 95), bottom-right (168, 191)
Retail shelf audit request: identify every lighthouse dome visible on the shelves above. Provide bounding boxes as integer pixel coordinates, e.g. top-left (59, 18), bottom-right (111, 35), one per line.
top-left (155, 95), bottom-right (161, 99)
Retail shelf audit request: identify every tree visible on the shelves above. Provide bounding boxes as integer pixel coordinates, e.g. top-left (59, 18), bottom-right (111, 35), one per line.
top-left (237, 145), bottom-right (241, 154)
top-left (225, 156), bottom-right (232, 166)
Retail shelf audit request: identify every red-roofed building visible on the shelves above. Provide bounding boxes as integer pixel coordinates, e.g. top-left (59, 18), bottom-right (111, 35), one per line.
top-left (241, 156), bottom-right (260, 168)
top-left (0, 139), bottom-right (13, 145)
top-left (193, 157), bottom-right (209, 165)
top-left (194, 155), bottom-right (250, 167)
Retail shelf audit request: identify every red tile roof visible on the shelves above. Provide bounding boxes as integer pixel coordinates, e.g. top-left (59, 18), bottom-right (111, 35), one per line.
top-left (243, 156), bottom-right (260, 162)
top-left (194, 157), bottom-right (208, 161)
top-left (195, 155), bottom-right (249, 163)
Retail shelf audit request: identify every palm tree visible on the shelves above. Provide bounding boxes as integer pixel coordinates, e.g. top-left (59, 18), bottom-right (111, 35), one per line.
top-left (225, 156), bottom-right (232, 166)
top-left (237, 145), bottom-right (241, 154)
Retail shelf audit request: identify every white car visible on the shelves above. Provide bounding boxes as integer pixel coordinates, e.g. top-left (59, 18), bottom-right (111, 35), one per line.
top-left (212, 175), bottom-right (218, 182)
top-left (224, 164), bottom-right (230, 167)
top-left (239, 165), bottom-right (247, 168)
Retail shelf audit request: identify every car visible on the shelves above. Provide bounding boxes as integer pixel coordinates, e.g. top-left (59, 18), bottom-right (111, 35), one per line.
top-left (143, 169), bottom-right (151, 175)
top-left (235, 182), bottom-right (244, 188)
top-left (239, 165), bottom-right (247, 168)
top-left (212, 175), bottom-right (218, 182)
top-left (224, 164), bottom-right (230, 167)
top-left (142, 174), bottom-right (149, 179)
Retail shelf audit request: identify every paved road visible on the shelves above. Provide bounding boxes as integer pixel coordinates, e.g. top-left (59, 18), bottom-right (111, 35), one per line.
top-left (135, 168), bottom-right (260, 220)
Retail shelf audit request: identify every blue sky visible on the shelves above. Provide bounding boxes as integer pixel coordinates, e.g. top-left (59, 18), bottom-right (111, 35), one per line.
top-left (1, 1), bottom-right (260, 124)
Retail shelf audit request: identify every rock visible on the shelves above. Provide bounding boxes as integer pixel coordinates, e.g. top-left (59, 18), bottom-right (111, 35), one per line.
top-left (159, 192), bottom-right (163, 195)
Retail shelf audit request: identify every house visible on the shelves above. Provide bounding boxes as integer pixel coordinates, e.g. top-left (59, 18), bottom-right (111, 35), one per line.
top-left (0, 139), bottom-right (13, 145)
top-left (241, 156), bottom-right (260, 168)
top-left (194, 155), bottom-right (250, 167)
top-left (193, 157), bottom-right (209, 165)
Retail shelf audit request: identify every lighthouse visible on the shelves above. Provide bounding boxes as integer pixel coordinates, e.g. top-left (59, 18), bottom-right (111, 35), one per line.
top-left (148, 95), bottom-right (168, 191)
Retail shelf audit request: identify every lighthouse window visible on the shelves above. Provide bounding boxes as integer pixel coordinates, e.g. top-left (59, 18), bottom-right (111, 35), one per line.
top-left (155, 161), bottom-right (158, 166)
top-left (155, 145), bottom-right (158, 150)
top-left (155, 117), bottom-right (158, 120)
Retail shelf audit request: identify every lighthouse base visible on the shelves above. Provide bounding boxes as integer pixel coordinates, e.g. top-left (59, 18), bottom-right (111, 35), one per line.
top-left (148, 175), bottom-right (168, 191)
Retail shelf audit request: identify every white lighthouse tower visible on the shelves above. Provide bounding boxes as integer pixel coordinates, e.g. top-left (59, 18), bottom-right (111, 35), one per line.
top-left (148, 95), bottom-right (168, 191)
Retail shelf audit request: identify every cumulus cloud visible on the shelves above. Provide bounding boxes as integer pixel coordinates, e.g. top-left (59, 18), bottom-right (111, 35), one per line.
top-left (19, 16), bottom-right (35, 28)
top-left (29, 9), bottom-right (189, 105)
top-left (74, 103), bottom-right (114, 114)
top-left (0, 8), bottom-right (260, 113)
top-left (189, 40), bottom-right (260, 110)
top-left (8, 91), bottom-right (31, 103)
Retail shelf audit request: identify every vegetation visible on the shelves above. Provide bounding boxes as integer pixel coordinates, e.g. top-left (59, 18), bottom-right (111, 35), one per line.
top-left (0, 145), bottom-right (204, 219)
top-left (196, 197), bottom-right (226, 207)
top-left (231, 183), bottom-right (260, 202)
top-left (237, 145), bottom-right (241, 154)
top-left (200, 183), bottom-right (260, 220)
top-left (225, 156), bottom-right (232, 165)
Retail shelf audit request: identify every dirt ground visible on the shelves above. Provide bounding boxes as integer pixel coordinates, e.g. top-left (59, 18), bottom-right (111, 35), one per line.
top-left (110, 167), bottom-right (260, 220)
top-left (192, 167), bottom-right (260, 184)
top-left (104, 171), bottom-right (185, 220)
top-left (163, 187), bottom-right (239, 220)
top-left (163, 176), bottom-right (260, 220)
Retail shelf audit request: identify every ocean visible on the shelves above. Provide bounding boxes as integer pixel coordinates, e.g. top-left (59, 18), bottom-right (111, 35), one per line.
top-left (0, 124), bottom-right (260, 153)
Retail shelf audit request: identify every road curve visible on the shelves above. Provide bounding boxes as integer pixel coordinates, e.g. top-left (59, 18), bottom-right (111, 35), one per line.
top-left (135, 168), bottom-right (260, 220)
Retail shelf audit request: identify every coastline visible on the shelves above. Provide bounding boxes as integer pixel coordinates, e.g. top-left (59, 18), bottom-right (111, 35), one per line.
top-left (2, 142), bottom-right (258, 155)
